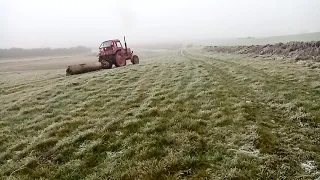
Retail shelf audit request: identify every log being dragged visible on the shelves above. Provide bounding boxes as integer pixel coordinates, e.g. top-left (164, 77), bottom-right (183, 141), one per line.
top-left (66, 61), bottom-right (111, 76)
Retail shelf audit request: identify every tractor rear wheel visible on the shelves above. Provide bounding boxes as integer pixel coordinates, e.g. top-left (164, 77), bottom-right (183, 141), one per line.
top-left (113, 51), bottom-right (126, 67)
top-left (131, 55), bottom-right (139, 64)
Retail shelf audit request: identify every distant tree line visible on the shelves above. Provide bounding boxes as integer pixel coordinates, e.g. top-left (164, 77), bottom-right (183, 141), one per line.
top-left (134, 43), bottom-right (183, 50)
top-left (0, 46), bottom-right (92, 59)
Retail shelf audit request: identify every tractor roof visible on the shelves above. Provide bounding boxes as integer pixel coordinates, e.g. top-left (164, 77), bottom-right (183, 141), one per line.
top-left (103, 39), bottom-right (120, 43)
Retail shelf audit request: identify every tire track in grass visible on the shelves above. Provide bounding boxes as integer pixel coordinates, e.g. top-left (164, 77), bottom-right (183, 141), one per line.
top-left (184, 52), bottom-right (262, 125)
top-left (221, 58), bottom-right (320, 124)
top-left (198, 53), bottom-right (320, 179)
top-left (0, 61), bottom-right (167, 178)
top-left (1, 64), bottom-right (154, 168)
top-left (60, 60), bottom-right (179, 179)
top-left (183, 49), bottom-right (270, 122)
top-left (186, 50), bottom-right (320, 126)
top-left (191, 51), bottom-right (320, 155)
top-left (192, 51), bottom-right (320, 132)
top-left (1, 74), bottom-right (116, 162)
top-left (51, 65), bottom-right (162, 159)
top-left (2, 50), bottom-right (318, 179)
top-left (193, 51), bottom-right (320, 111)
top-left (176, 51), bottom-right (264, 178)
top-left (77, 53), bottom-right (209, 179)
top-left (85, 53), bottom-right (222, 179)
top-left (182, 50), bottom-right (318, 179)
top-left (114, 53), bottom-right (192, 139)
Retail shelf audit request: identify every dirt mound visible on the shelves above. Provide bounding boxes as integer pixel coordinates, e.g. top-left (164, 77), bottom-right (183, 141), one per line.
top-left (203, 41), bottom-right (320, 61)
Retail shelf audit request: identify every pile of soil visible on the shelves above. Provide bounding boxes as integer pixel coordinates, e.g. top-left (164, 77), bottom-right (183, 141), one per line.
top-left (203, 41), bottom-right (320, 62)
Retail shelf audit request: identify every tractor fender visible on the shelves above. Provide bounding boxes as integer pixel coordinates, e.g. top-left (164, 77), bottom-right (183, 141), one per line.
top-left (115, 49), bottom-right (121, 53)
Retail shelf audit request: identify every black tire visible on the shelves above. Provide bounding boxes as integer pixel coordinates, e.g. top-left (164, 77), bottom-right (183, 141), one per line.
top-left (131, 55), bottom-right (139, 64)
top-left (66, 68), bottom-right (72, 76)
top-left (101, 60), bottom-right (113, 69)
top-left (113, 51), bottom-right (126, 67)
top-left (99, 56), bottom-right (113, 69)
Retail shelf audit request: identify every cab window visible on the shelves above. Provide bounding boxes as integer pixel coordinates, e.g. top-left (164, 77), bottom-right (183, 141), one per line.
top-left (116, 42), bottom-right (122, 47)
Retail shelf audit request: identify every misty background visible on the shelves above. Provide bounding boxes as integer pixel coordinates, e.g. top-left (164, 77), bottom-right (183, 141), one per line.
top-left (1, 0), bottom-right (320, 49)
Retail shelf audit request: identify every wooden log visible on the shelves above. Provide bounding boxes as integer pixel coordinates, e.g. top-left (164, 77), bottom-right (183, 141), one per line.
top-left (66, 62), bottom-right (104, 76)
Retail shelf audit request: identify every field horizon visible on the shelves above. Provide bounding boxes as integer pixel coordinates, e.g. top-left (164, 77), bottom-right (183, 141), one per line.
top-left (1, 32), bottom-right (319, 54)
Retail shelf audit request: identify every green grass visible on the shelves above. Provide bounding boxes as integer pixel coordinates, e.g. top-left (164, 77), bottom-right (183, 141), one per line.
top-left (0, 49), bottom-right (320, 179)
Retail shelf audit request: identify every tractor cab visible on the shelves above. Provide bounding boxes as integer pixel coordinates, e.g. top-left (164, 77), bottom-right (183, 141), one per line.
top-left (99, 40), bottom-right (114, 52)
top-left (99, 40), bottom-right (113, 49)
top-left (99, 39), bottom-right (125, 54)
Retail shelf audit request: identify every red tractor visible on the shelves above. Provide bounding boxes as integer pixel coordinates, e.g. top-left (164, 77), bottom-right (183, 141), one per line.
top-left (98, 36), bottom-right (139, 69)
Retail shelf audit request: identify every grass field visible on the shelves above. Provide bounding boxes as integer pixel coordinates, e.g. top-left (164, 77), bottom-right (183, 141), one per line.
top-left (0, 47), bottom-right (320, 179)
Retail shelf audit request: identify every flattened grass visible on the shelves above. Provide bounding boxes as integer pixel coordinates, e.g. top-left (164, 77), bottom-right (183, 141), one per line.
top-left (0, 50), bottom-right (319, 179)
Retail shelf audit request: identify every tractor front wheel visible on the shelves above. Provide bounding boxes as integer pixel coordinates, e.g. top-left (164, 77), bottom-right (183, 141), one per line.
top-left (113, 51), bottom-right (126, 67)
top-left (131, 55), bottom-right (139, 64)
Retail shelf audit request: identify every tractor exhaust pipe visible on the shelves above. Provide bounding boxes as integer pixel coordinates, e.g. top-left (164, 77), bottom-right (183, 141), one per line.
top-left (124, 36), bottom-right (127, 51)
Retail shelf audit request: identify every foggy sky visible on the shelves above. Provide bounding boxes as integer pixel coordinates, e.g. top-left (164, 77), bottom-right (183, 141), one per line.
top-left (1, 0), bottom-right (320, 48)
